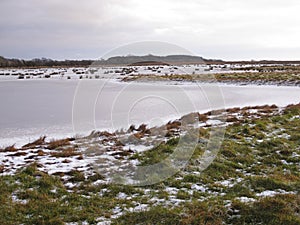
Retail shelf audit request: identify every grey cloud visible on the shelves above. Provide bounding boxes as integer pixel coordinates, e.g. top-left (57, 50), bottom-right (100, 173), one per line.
top-left (0, 0), bottom-right (299, 60)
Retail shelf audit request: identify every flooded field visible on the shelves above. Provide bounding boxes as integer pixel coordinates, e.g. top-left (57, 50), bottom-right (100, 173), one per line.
top-left (0, 69), bottom-right (300, 147)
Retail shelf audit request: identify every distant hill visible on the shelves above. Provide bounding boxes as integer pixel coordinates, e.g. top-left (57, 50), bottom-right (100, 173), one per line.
top-left (128, 61), bottom-right (171, 66)
top-left (97, 54), bottom-right (223, 66)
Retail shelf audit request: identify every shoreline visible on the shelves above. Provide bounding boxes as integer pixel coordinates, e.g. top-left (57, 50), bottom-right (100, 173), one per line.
top-left (1, 102), bottom-right (298, 176)
top-left (1, 84), bottom-right (300, 149)
top-left (1, 97), bottom-right (300, 149)
top-left (1, 63), bottom-right (300, 87)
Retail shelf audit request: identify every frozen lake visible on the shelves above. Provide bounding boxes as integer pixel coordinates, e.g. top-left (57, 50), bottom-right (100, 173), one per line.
top-left (0, 79), bottom-right (300, 147)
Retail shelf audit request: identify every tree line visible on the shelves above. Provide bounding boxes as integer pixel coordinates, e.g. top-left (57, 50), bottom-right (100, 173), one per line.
top-left (0, 56), bottom-right (93, 68)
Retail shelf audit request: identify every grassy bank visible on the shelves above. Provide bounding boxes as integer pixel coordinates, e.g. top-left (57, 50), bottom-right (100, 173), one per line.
top-left (122, 65), bottom-right (300, 86)
top-left (0, 104), bottom-right (300, 224)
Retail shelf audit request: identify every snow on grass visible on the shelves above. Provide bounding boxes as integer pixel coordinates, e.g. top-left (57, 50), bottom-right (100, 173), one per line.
top-left (191, 184), bottom-right (207, 192)
top-left (256, 189), bottom-right (296, 198)
top-left (0, 103), bottom-right (299, 224)
top-left (236, 196), bottom-right (256, 203)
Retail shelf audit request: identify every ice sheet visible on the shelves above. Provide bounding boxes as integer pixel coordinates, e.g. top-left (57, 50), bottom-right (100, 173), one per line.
top-left (0, 79), bottom-right (299, 147)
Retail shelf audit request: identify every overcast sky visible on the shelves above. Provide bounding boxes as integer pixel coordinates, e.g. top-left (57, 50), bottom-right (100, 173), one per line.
top-left (1, 0), bottom-right (300, 60)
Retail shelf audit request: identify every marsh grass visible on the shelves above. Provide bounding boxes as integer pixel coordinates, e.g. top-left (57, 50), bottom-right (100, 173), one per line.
top-left (47, 138), bottom-right (72, 150)
top-left (0, 104), bottom-right (300, 224)
top-left (229, 194), bottom-right (300, 225)
top-left (22, 136), bottom-right (46, 149)
top-left (50, 147), bottom-right (80, 158)
top-left (122, 67), bottom-right (300, 85)
top-left (1, 144), bottom-right (18, 152)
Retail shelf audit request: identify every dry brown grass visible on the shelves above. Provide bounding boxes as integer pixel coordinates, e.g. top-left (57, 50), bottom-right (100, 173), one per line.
top-left (285, 103), bottom-right (300, 112)
top-left (111, 149), bottom-right (134, 157)
top-left (62, 159), bottom-right (72, 163)
top-left (226, 116), bottom-right (239, 123)
top-left (1, 144), bottom-right (18, 152)
top-left (0, 165), bottom-right (4, 173)
top-left (226, 107), bottom-right (241, 113)
top-left (198, 113), bottom-right (208, 122)
top-left (137, 124), bottom-right (147, 132)
top-left (50, 147), bottom-right (79, 157)
top-left (76, 155), bottom-right (84, 160)
top-left (134, 132), bottom-right (144, 139)
top-left (166, 121), bottom-right (181, 130)
top-left (22, 136), bottom-right (46, 149)
top-left (47, 138), bottom-right (71, 150)
top-left (8, 152), bottom-right (27, 157)
top-left (37, 150), bottom-right (46, 156)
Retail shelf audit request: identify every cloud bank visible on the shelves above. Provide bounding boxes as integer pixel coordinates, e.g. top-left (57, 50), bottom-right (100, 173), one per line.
top-left (0, 0), bottom-right (299, 60)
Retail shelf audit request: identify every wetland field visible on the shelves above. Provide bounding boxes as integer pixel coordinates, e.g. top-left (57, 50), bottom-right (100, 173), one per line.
top-left (0, 63), bottom-right (300, 224)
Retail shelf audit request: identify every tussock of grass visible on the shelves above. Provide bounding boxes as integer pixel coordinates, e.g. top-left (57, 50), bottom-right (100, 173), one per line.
top-left (0, 165), bottom-right (4, 173)
top-left (47, 138), bottom-right (72, 150)
top-left (230, 194), bottom-right (300, 225)
top-left (22, 136), bottom-right (46, 149)
top-left (113, 206), bottom-right (182, 225)
top-left (50, 147), bottom-right (79, 158)
top-left (1, 144), bottom-right (18, 152)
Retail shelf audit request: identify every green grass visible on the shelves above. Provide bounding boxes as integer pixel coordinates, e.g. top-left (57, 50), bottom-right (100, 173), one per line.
top-left (229, 194), bottom-right (300, 225)
top-left (0, 104), bottom-right (300, 224)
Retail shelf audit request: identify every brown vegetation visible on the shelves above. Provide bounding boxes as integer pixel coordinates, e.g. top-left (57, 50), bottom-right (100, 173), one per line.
top-left (37, 150), bottom-right (46, 156)
top-left (1, 144), bottom-right (18, 152)
top-left (134, 132), bottom-right (145, 139)
top-left (226, 116), bottom-right (239, 123)
top-left (22, 136), bottom-right (46, 149)
top-left (0, 165), bottom-right (4, 173)
top-left (111, 149), bottom-right (134, 157)
top-left (50, 147), bottom-right (79, 158)
top-left (198, 113), bottom-right (209, 122)
top-left (166, 121), bottom-right (181, 130)
top-left (47, 138), bottom-right (72, 150)
top-left (8, 152), bottom-right (27, 157)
